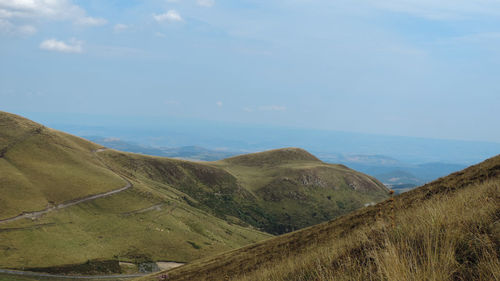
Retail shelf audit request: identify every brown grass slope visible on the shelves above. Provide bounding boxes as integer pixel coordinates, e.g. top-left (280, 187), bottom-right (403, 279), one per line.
top-left (137, 154), bottom-right (500, 281)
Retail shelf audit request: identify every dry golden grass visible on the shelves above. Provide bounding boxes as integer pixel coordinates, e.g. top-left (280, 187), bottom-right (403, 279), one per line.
top-left (235, 180), bottom-right (499, 281)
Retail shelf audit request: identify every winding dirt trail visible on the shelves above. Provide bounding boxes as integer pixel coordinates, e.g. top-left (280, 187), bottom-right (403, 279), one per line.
top-left (0, 148), bottom-right (151, 279)
top-left (0, 148), bottom-right (132, 225)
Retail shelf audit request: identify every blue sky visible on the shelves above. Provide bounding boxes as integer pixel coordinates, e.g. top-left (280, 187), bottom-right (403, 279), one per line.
top-left (1, 0), bottom-right (500, 142)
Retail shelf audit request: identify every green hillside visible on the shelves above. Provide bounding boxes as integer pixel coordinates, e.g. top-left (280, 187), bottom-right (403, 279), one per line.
top-left (0, 111), bottom-right (388, 274)
top-left (94, 147), bottom-right (389, 235)
top-left (0, 111), bottom-right (270, 270)
top-left (138, 154), bottom-right (500, 281)
top-left (0, 111), bottom-right (125, 219)
top-left (212, 148), bottom-right (388, 233)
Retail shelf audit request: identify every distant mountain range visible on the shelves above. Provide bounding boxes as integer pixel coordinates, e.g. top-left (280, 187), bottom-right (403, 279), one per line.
top-left (316, 153), bottom-right (467, 192)
top-left (86, 136), bottom-right (238, 161)
top-left (19, 112), bottom-right (500, 165)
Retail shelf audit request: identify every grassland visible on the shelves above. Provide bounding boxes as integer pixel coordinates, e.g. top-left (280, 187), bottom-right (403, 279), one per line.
top-left (0, 112), bottom-right (125, 219)
top-left (97, 147), bottom-right (389, 235)
top-left (0, 111), bottom-right (387, 273)
top-left (138, 154), bottom-right (500, 281)
top-left (0, 112), bottom-right (270, 270)
top-left (212, 149), bottom-right (388, 233)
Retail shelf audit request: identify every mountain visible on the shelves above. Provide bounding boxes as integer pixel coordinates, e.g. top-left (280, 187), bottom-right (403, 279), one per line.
top-left (97, 146), bottom-right (388, 235)
top-left (82, 137), bottom-right (469, 193)
top-left (0, 111), bottom-right (388, 273)
top-left (212, 148), bottom-right (388, 233)
top-left (139, 154), bottom-right (500, 281)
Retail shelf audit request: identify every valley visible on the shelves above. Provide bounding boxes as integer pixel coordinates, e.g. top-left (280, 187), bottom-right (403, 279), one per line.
top-left (3, 1), bottom-right (499, 279)
top-left (138, 153), bottom-right (500, 281)
top-left (0, 111), bottom-right (388, 276)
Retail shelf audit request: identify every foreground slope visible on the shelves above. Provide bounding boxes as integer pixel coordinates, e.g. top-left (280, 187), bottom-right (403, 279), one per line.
top-left (139, 154), bottom-right (500, 281)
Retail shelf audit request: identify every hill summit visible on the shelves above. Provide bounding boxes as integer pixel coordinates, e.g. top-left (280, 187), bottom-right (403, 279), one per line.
top-left (222, 147), bottom-right (321, 166)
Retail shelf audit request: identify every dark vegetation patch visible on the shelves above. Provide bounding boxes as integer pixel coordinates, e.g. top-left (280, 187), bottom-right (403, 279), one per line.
top-left (25, 259), bottom-right (121, 275)
top-left (186, 241), bottom-right (201, 249)
top-left (0, 223), bottom-right (56, 233)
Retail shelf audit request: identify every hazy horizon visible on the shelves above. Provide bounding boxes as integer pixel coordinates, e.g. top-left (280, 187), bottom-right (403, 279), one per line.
top-left (2, 0), bottom-right (500, 143)
top-left (9, 110), bottom-right (499, 167)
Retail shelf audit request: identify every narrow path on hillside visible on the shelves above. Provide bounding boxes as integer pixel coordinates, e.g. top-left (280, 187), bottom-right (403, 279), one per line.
top-left (0, 148), bottom-right (132, 225)
top-left (0, 268), bottom-right (146, 279)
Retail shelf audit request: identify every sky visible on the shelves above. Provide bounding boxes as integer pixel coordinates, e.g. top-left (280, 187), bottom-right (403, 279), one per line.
top-left (1, 0), bottom-right (500, 142)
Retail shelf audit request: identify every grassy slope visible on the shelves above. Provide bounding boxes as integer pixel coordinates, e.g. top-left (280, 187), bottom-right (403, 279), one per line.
top-left (138, 154), bottom-right (500, 281)
top-left (0, 186), bottom-right (269, 268)
top-left (0, 111), bottom-right (388, 271)
top-left (211, 149), bottom-right (388, 233)
top-left (0, 112), bottom-right (270, 269)
top-left (0, 111), bottom-right (125, 219)
top-left (99, 147), bottom-right (389, 235)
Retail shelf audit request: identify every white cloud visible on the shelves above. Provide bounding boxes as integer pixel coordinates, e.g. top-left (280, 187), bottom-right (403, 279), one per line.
top-left (18, 24), bottom-right (36, 34)
top-left (39, 38), bottom-right (83, 53)
top-left (75, 16), bottom-right (107, 26)
top-left (113, 23), bottom-right (128, 32)
top-left (197, 0), bottom-right (215, 7)
top-left (153, 10), bottom-right (182, 22)
top-left (0, 0), bottom-right (106, 34)
top-left (216, 101), bottom-right (223, 107)
top-left (0, 18), bottom-right (11, 30)
top-left (0, 18), bottom-right (35, 35)
top-left (259, 105), bottom-right (286, 111)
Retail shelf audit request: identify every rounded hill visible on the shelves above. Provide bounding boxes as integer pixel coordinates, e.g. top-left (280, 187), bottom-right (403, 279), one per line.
top-left (221, 147), bottom-right (321, 167)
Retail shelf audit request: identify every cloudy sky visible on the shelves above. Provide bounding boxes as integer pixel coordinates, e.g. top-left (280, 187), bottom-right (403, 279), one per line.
top-left (1, 0), bottom-right (500, 142)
